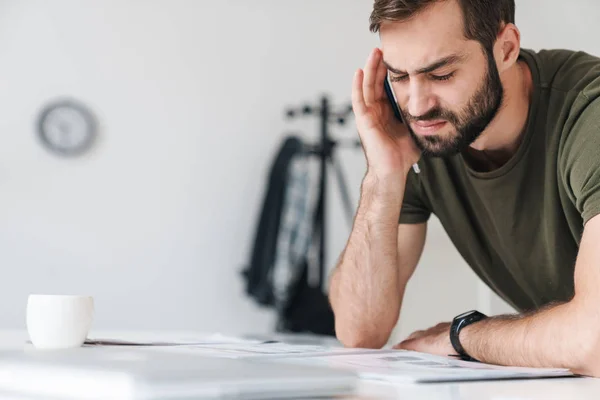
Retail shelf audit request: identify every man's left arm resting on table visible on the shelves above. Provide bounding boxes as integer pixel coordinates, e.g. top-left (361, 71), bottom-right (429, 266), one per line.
top-left (460, 97), bottom-right (600, 376)
top-left (460, 214), bottom-right (600, 376)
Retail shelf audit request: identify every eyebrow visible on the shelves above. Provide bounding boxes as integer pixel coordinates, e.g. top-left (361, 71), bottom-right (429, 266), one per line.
top-left (383, 53), bottom-right (467, 76)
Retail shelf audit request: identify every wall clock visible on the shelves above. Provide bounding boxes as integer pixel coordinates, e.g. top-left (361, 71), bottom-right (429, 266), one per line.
top-left (37, 99), bottom-right (97, 157)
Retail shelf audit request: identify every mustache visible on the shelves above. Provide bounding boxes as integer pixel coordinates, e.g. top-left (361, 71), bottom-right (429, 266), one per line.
top-left (402, 107), bottom-right (458, 125)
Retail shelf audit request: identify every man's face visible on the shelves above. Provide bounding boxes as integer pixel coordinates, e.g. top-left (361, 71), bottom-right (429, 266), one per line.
top-left (380, 0), bottom-right (504, 157)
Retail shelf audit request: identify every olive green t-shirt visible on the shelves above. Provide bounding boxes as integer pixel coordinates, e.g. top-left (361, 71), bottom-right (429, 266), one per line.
top-left (400, 48), bottom-right (600, 312)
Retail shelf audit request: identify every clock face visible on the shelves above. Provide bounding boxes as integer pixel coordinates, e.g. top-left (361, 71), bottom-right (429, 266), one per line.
top-left (37, 100), bottom-right (97, 156)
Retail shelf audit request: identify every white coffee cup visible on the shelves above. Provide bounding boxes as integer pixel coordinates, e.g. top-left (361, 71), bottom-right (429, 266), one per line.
top-left (26, 294), bottom-right (94, 349)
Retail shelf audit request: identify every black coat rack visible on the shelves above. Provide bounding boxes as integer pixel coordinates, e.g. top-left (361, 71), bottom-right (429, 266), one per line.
top-left (284, 95), bottom-right (360, 289)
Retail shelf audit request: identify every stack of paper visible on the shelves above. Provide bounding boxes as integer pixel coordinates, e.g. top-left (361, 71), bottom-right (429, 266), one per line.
top-left (83, 332), bottom-right (260, 347)
top-left (75, 332), bottom-right (579, 383)
top-left (158, 342), bottom-right (382, 359)
top-left (278, 350), bottom-right (577, 383)
top-left (81, 333), bottom-right (370, 359)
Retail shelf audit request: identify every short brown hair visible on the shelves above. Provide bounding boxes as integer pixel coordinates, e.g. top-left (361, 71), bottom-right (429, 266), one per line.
top-left (369, 0), bottom-right (515, 53)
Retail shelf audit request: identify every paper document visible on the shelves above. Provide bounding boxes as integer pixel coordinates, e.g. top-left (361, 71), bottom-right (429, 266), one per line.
top-left (155, 341), bottom-right (383, 359)
top-left (83, 332), bottom-right (262, 347)
top-left (279, 350), bottom-right (577, 383)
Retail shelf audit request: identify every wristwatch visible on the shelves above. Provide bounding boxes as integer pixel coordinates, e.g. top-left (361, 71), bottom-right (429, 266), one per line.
top-left (450, 310), bottom-right (487, 362)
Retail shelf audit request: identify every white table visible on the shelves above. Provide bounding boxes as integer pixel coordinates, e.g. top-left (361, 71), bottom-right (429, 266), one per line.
top-left (1, 329), bottom-right (598, 400)
top-left (352, 377), bottom-right (600, 399)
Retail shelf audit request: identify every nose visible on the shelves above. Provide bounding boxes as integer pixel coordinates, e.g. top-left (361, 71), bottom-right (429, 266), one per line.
top-left (406, 80), bottom-right (435, 119)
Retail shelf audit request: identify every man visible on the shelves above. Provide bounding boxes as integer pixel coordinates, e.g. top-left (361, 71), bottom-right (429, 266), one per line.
top-left (329, 0), bottom-right (600, 377)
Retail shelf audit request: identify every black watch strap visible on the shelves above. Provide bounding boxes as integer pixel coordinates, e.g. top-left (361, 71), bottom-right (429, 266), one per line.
top-left (450, 310), bottom-right (487, 362)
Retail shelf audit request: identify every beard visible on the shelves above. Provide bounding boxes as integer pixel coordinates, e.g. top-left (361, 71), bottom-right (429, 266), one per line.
top-left (400, 51), bottom-right (504, 157)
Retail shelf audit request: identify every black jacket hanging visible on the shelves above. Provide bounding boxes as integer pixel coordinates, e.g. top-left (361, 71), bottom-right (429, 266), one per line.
top-left (241, 135), bottom-right (305, 307)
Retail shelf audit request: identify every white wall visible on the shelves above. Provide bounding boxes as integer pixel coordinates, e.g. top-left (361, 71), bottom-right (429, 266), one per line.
top-left (0, 0), bottom-right (382, 335)
top-left (0, 0), bottom-right (597, 342)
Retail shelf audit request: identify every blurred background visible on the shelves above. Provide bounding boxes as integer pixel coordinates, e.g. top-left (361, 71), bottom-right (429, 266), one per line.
top-left (0, 0), bottom-right (597, 344)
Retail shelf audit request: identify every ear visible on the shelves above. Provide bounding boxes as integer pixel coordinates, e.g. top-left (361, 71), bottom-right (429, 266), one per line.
top-left (493, 23), bottom-right (521, 73)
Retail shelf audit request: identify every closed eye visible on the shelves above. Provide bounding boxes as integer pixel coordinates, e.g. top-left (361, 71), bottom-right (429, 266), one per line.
top-left (389, 74), bottom-right (409, 83)
top-left (430, 72), bottom-right (455, 81)
top-left (390, 72), bottom-right (455, 83)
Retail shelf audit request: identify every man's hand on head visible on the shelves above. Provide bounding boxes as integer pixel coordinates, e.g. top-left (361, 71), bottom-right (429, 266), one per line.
top-left (394, 322), bottom-right (458, 358)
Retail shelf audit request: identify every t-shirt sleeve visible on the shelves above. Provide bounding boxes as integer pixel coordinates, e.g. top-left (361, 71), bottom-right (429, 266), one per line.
top-left (562, 95), bottom-right (600, 226)
top-left (399, 168), bottom-right (432, 224)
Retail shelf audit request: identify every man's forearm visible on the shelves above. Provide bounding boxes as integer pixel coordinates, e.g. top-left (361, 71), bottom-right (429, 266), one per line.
top-left (398, 216), bottom-right (600, 376)
top-left (330, 172), bottom-right (406, 348)
top-left (461, 299), bottom-right (598, 374)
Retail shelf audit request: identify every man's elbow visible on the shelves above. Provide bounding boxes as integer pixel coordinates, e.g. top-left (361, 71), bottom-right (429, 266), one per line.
top-left (577, 352), bottom-right (600, 377)
top-left (337, 331), bottom-right (388, 349)
top-left (335, 322), bottom-right (393, 349)
top-left (576, 328), bottom-right (600, 377)
top-left (569, 307), bottom-right (600, 378)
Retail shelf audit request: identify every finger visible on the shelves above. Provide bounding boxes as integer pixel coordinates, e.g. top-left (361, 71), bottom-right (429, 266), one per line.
top-left (374, 53), bottom-right (388, 101)
top-left (395, 338), bottom-right (420, 351)
top-left (363, 48), bottom-right (381, 106)
top-left (406, 330), bottom-right (425, 341)
top-left (352, 69), bottom-right (367, 116)
top-left (434, 322), bottom-right (450, 331)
